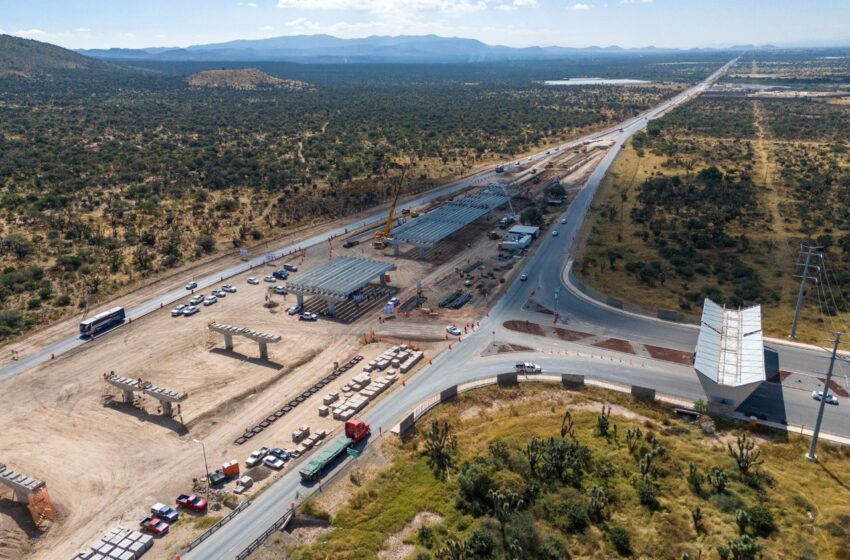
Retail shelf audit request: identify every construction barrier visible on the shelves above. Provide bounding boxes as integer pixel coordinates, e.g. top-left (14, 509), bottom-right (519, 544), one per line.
top-left (497, 372), bottom-right (518, 386)
top-left (630, 385), bottom-right (657, 400)
top-left (561, 373), bottom-right (585, 388)
top-left (439, 385), bottom-right (458, 402)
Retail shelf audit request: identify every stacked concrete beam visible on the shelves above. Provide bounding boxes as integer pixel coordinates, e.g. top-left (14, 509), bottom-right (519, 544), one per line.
top-left (0, 463), bottom-right (45, 502)
top-left (72, 526), bottom-right (153, 560)
top-left (104, 373), bottom-right (142, 404)
top-left (143, 384), bottom-right (187, 416)
top-left (208, 322), bottom-right (281, 360)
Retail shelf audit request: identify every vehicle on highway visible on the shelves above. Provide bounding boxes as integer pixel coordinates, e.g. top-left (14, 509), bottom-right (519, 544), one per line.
top-left (287, 305), bottom-right (302, 315)
top-left (464, 279), bottom-right (473, 287)
top-left (560, 218), bottom-right (567, 224)
top-left (284, 263), bottom-right (298, 272)
top-left (551, 230), bottom-right (559, 237)
top-left (300, 419), bottom-right (370, 482)
top-left (222, 283), bottom-right (237, 293)
top-left (519, 274), bottom-right (528, 281)
top-left (273, 269), bottom-right (289, 280)
top-left (515, 362), bottom-right (542, 373)
top-left (527, 156), bottom-right (532, 160)
top-left (190, 294), bottom-right (205, 305)
top-left (247, 277), bottom-right (260, 285)
top-left (273, 286), bottom-right (287, 295)
top-left (545, 150), bottom-right (550, 154)
top-left (342, 239), bottom-right (360, 248)
top-left (182, 305), bottom-right (199, 316)
top-left (388, 296), bottom-right (400, 306)
top-left (812, 391), bottom-right (839, 405)
top-left (299, 311), bottom-right (318, 321)
top-left (263, 455), bottom-right (285, 470)
top-left (139, 516), bottom-right (169, 536)
top-left (79, 306), bottom-right (126, 338)
top-left (185, 281), bottom-right (198, 290)
top-left (151, 503), bottom-right (179, 524)
top-left (176, 493), bottom-right (207, 512)
top-left (269, 448), bottom-right (289, 461)
top-left (171, 304), bottom-right (187, 317)
top-left (446, 325), bottom-right (461, 336)
top-left (245, 447), bottom-right (269, 468)
top-left (203, 296), bottom-right (217, 306)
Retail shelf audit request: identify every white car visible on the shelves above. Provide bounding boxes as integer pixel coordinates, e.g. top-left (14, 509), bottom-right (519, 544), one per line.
top-left (182, 305), bottom-right (200, 316)
top-left (516, 362), bottom-right (542, 373)
top-left (185, 281), bottom-right (198, 290)
top-left (388, 297), bottom-right (400, 306)
top-left (812, 391), bottom-right (839, 405)
top-left (211, 289), bottom-right (226, 298)
top-left (520, 274), bottom-right (528, 281)
top-left (299, 312), bottom-right (318, 321)
top-left (171, 304), bottom-right (186, 317)
top-left (203, 296), bottom-right (217, 306)
top-left (247, 277), bottom-right (259, 285)
top-left (551, 230), bottom-right (559, 237)
top-left (287, 305), bottom-right (302, 315)
top-left (560, 218), bottom-right (567, 224)
top-left (245, 447), bottom-right (269, 468)
top-left (263, 455), bottom-right (285, 470)
top-left (190, 294), bottom-right (205, 306)
top-left (263, 275), bottom-right (276, 283)
top-left (446, 325), bottom-right (462, 336)
top-left (273, 286), bottom-right (287, 295)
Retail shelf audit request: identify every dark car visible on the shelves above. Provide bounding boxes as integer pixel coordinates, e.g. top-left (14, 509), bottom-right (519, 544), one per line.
top-left (284, 263), bottom-right (298, 272)
top-left (269, 447), bottom-right (290, 461)
top-left (273, 269), bottom-right (289, 280)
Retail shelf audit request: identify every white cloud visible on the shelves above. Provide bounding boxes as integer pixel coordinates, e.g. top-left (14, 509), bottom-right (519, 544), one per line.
top-left (259, 25), bottom-right (275, 31)
top-left (621, 0), bottom-right (651, 3)
top-left (12, 28), bottom-right (47, 37)
top-left (277, 0), bottom-right (491, 16)
top-left (567, 2), bottom-right (590, 10)
top-left (74, 28), bottom-right (91, 33)
top-left (237, 2), bottom-right (259, 6)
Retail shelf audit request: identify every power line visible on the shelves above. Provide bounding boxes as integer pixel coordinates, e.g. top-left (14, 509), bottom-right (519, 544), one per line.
top-left (790, 244), bottom-right (821, 339)
top-left (817, 253), bottom-right (850, 333)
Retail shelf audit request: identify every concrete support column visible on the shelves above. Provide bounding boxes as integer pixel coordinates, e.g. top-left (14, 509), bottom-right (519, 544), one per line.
top-left (224, 333), bottom-right (234, 351)
top-left (122, 390), bottom-right (134, 404)
top-left (326, 300), bottom-right (337, 317)
top-left (418, 246), bottom-right (426, 259)
top-left (161, 401), bottom-right (173, 416)
top-left (297, 293), bottom-right (304, 307)
top-left (380, 274), bottom-right (387, 286)
top-left (393, 243), bottom-right (400, 256)
top-left (259, 342), bottom-right (268, 360)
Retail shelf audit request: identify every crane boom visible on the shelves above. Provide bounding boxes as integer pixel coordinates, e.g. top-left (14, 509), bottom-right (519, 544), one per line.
top-left (373, 165), bottom-right (407, 249)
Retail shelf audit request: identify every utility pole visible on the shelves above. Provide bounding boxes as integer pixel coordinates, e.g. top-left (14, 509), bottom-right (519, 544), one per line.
top-left (790, 245), bottom-right (820, 340)
top-left (193, 438), bottom-right (211, 502)
top-left (806, 332), bottom-right (843, 461)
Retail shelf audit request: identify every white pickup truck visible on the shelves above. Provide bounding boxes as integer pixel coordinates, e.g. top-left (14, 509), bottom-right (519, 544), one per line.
top-left (515, 362), bottom-right (542, 374)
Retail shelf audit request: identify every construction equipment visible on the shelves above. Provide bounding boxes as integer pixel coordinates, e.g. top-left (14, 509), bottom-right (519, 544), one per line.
top-left (299, 418), bottom-right (370, 482)
top-left (373, 165), bottom-right (408, 250)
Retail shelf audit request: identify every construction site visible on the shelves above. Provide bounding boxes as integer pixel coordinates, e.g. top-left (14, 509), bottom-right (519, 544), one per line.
top-left (0, 139), bottom-right (613, 560)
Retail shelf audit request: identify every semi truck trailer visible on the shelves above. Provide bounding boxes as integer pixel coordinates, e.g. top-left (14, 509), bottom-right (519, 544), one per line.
top-left (299, 419), bottom-right (370, 482)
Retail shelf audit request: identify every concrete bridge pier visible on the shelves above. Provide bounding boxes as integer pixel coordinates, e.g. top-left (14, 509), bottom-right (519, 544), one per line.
top-left (418, 246), bottom-right (426, 259)
top-left (259, 342), bottom-right (269, 360)
top-left (224, 333), bottom-right (234, 351)
top-left (326, 301), bottom-right (337, 317)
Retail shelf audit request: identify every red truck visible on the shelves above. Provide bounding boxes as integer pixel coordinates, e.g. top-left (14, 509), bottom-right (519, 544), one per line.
top-left (176, 493), bottom-right (208, 512)
top-left (140, 516), bottom-right (170, 536)
top-left (299, 419), bottom-right (370, 482)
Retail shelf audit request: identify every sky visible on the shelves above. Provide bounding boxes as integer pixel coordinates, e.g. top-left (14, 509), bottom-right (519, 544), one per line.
top-left (1, 0), bottom-right (849, 50)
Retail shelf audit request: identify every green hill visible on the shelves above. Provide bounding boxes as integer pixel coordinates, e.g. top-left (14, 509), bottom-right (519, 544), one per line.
top-left (0, 34), bottom-right (111, 77)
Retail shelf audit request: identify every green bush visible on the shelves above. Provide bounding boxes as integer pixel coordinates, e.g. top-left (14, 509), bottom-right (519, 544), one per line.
top-left (608, 526), bottom-right (632, 556)
top-left (747, 505), bottom-right (776, 537)
top-left (55, 294), bottom-right (71, 307)
top-left (539, 532), bottom-right (571, 560)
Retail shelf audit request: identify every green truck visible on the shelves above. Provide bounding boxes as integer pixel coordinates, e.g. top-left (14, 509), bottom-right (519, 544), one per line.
top-left (299, 418), bottom-right (370, 482)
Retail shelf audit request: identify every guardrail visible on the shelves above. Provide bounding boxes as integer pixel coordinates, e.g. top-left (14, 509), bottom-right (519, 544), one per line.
top-left (183, 499), bottom-right (251, 553)
top-left (235, 509), bottom-right (294, 560)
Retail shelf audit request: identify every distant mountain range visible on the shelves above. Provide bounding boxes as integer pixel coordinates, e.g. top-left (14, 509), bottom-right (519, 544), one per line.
top-left (78, 34), bottom-right (745, 64)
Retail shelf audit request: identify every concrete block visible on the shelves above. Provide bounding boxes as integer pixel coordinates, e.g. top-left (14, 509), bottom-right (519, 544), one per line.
top-left (78, 550), bottom-right (96, 560)
top-left (440, 385), bottom-right (458, 402)
top-left (128, 541), bottom-right (145, 557)
top-left (128, 531), bottom-right (143, 542)
top-left (97, 544), bottom-right (113, 556)
top-left (561, 374), bottom-right (585, 388)
top-left (398, 412), bottom-right (415, 434)
top-left (631, 386), bottom-right (656, 400)
top-left (91, 555), bottom-right (105, 560)
top-left (497, 373), bottom-right (518, 386)
top-left (117, 538), bottom-right (134, 549)
top-left (318, 406), bottom-right (329, 417)
top-left (137, 535), bottom-right (153, 550)
top-left (119, 551), bottom-right (134, 560)
top-left (108, 548), bottom-right (124, 560)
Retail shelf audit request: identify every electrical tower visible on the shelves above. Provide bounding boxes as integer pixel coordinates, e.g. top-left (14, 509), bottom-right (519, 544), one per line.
top-left (790, 244), bottom-right (821, 340)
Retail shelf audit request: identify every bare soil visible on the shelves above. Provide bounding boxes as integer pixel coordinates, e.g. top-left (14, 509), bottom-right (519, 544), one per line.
top-left (590, 338), bottom-right (635, 354)
top-left (503, 320), bottom-right (545, 337)
top-left (644, 344), bottom-right (693, 365)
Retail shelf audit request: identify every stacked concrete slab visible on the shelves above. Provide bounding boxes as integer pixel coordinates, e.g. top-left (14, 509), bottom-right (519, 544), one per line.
top-left (371, 345), bottom-right (423, 374)
top-left (72, 526), bottom-right (153, 560)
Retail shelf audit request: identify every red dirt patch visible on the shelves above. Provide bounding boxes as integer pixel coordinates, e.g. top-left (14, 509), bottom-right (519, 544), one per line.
top-left (553, 327), bottom-right (591, 342)
top-left (591, 338), bottom-right (635, 354)
top-left (820, 377), bottom-right (850, 398)
top-left (644, 344), bottom-right (693, 365)
top-left (503, 320), bottom-right (546, 337)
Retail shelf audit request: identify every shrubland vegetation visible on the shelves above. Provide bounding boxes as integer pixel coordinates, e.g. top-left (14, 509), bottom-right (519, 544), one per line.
top-left (578, 50), bottom-right (850, 341)
top-left (284, 384), bottom-right (850, 559)
top-left (0, 35), bottom-right (726, 338)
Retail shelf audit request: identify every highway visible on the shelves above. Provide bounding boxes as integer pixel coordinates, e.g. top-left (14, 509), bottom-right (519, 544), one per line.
top-left (184, 56), bottom-right (850, 560)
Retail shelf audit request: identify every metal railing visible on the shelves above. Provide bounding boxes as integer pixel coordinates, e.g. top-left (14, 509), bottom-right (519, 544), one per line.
top-left (235, 509), bottom-right (294, 560)
top-left (183, 499), bottom-right (251, 553)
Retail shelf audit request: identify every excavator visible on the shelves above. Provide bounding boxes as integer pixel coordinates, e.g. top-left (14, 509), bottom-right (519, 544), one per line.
top-left (372, 165), bottom-right (408, 250)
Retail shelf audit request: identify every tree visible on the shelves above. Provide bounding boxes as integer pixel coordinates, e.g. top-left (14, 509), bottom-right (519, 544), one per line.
top-left (708, 467), bottom-right (727, 494)
top-left (545, 182), bottom-right (566, 198)
top-left (523, 436), bottom-right (545, 479)
top-left (436, 538), bottom-right (469, 560)
top-left (587, 485), bottom-right (609, 522)
top-left (132, 245), bottom-right (153, 271)
top-left (595, 405), bottom-right (611, 437)
top-left (560, 408), bottom-right (575, 439)
top-left (718, 535), bottom-right (761, 560)
top-left (488, 488), bottom-right (524, 551)
top-left (196, 233), bottom-right (216, 253)
top-left (687, 462), bottom-right (705, 493)
top-left (734, 509), bottom-right (749, 535)
top-left (691, 505), bottom-right (703, 533)
top-left (728, 433), bottom-right (764, 475)
top-left (625, 427), bottom-right (642, 454)
top-left (423, 420), bottom-right (457, 479)
top-left (608, 526), bottom-right (632, 556)
top-left (520, 206), bottom-right (543, 227)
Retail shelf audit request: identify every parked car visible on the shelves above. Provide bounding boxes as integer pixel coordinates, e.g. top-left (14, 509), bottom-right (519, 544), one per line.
top-left (283, 263), bottom-right (298, 272)
top-left (269, 447), bottom-right (289, 461)
top-left (185, 281), bottom-right (198, 290)
top-left (273, 269), bottom-right (289, 280)
top-left (812, 391), bottom-right (839, 405)
top-left (299, 312), bottom-right (318, 321)
top-left (182, 305), bottom-right (200, 316)
top-left (519, 274), bottom-right (528, 281)
top-left (139, 516), bottom-right (169, 536)
top-left (176, 493), bottom-right (207, 512)
top-left (150, 503), bottom-right (179, 524)
top-left (263, 275), bottom-right (276, 283)
top-left (245, 447), bottom-right (269, 468)
top-left (287, 305), bottom-right (302, 315)
top-left (203, 296), bottom-right (217, 306)
top-left (247, 277), bottom-right (260, 285)
top-left (211, 289), bottom-right (226, 298)
top-left (286, 448), bottom-right (302, 459)
top-left (388, 296), bottom-right (400, 306)
top-left (263, 455), bottom-right (285, 470)
top-left (515, 362), bottom-right (542, 373)
top-left (190, 294), bottom-right (205, 306)
top-left (171, 304), bottom-right (187, 317)
top-left (222, 284), bottom-right (237, 293)
top-left (464, 279), bottom-right (473, 287)
top-left (446, 325), bottom-right (462, 336)
top-left (273, 286), bottom-right (287, 295)
top-left (343, 239), bottom-right (360, 248)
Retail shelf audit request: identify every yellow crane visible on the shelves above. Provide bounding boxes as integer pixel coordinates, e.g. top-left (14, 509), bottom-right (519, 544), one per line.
top-left (373, 165), bottom-right (408, 250)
